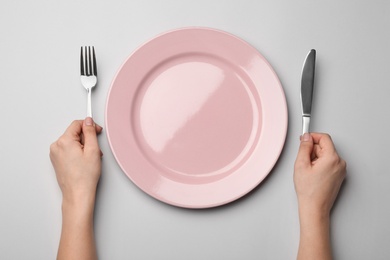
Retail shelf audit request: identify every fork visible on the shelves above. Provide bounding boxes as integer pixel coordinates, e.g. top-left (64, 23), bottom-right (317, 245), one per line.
top-left (80, 46), bottom-right (97, 118)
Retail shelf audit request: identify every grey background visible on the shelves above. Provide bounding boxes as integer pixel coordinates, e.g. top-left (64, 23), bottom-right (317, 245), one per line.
top-left (1, 0), bottom-right (389, 259)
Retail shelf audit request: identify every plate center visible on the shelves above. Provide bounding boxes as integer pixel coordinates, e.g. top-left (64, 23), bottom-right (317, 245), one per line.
top-left (134, 54), bottom-right (261, 180)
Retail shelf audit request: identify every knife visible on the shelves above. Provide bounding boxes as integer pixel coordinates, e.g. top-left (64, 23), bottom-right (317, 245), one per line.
top-left (301, 49), bottom-right (316, 134)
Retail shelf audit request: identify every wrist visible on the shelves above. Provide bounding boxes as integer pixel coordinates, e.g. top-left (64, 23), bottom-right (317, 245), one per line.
top-left (298, 203), bottom-right (330, 231)
top-left (61, 198), bottom-right (96, 229)
top-left (297, 206), bottom-right (332, 260)
top-left (62, 191), bottom-right (96, 215)
top-left (298, 198), bottom-right (330, 218)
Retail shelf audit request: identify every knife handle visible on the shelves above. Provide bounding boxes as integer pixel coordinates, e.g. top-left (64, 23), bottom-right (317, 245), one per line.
top-left (302, 116), bottom-right (310, 135)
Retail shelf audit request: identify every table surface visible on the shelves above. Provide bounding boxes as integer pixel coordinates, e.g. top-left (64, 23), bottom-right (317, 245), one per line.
top-left (1, 0), bottom-right (389, 259)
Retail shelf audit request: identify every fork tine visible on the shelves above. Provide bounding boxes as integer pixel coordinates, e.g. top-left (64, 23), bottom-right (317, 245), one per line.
top-left (80, 47), bottom-right (85, 76)
top-left (84, 46), bottom-right (89, 75)
top-left (92, 46), bottom-right (97, 76)
top-left (87, 46), bottom-right (92, 76)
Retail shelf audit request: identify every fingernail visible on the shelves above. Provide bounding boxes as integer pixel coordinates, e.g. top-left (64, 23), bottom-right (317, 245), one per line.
top-left (85, 117), bottom-right (94, 126)
top-left (302, 133), bottom-right (310, 142)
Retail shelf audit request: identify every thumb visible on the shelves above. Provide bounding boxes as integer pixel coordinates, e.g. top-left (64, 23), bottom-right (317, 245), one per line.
top-left (82, 117), bottom-right (99, 153)
top-left (295, 133), bottom-right (314, 169)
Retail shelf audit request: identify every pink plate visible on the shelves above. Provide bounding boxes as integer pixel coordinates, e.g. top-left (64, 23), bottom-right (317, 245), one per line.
top-left (106, 27), bottom-right (287, 208)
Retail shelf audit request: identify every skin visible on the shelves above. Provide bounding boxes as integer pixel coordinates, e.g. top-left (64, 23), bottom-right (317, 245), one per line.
top-left (294, 133), bottom-right (346, 260)
top-left (50, 117), bottom-right (102, 260)
top-left (50, 120), bottom-right (346, 259)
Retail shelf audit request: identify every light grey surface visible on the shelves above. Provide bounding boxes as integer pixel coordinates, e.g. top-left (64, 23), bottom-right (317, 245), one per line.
top-left (1, 0), bottom-right (389, 259)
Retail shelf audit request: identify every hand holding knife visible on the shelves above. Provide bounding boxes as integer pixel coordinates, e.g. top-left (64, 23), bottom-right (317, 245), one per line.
top-left (301, 49), bottom-right (316, 134)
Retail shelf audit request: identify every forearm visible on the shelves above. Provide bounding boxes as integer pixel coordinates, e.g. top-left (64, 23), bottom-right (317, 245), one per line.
top-left (297, 207), bottom-right (332, 260)
top-left (58, 195), bottom-right (97, 260)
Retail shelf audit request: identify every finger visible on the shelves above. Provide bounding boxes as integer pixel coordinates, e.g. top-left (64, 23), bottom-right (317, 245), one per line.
top-left (80, 123), bottom-right (102, 146)
top-left (80, 132), bottom-right (85, 146)
top-left (80, 123), bottom-right (103, 145)
top-left (95, 123), bottom-right (103, 134)
top-left (310, 133), bottom-right (336, 152)
top-left (82, 117), bottom-right (100, 153)
top-left (63, 120), bottom-right (84, 142)
top-left (295, 133), bottom-right (314, 168)
top-left (312, 144), bottom-right (321, 159)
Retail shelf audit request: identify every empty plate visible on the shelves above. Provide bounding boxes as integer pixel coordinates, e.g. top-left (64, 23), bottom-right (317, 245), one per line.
top-left (106, 27), bottom-right (287, 208)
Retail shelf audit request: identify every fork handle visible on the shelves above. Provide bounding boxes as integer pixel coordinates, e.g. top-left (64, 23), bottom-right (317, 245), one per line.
top-left (87, 88), bottom-right (92, 118)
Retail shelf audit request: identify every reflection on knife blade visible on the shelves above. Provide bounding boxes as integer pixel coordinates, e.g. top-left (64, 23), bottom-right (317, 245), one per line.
top-left (301, 49), bottom-right (316, 134)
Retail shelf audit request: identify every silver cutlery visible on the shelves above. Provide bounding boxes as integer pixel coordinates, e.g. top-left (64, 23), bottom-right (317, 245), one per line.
top-left (301, 49), bottom-right (316, 134)
top-left (80, 46), bottom-right (97, 118)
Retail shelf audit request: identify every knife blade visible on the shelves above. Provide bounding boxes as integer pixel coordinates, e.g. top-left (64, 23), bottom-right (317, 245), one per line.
top-left (301, 49), bottom-right (316, 134)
